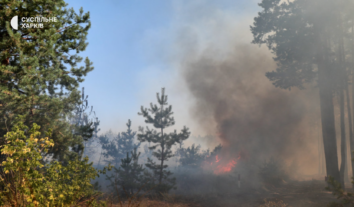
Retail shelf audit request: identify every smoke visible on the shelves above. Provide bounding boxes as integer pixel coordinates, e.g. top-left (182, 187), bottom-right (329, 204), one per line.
top-left (170, 0), bottom-right (322, 177)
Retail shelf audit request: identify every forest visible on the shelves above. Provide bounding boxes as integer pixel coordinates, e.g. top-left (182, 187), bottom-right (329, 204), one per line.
top-left (1, 0), bottom-right (354, 206)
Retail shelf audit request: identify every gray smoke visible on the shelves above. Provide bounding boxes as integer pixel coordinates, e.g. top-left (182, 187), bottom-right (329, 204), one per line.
top-left (180, 41), bottom-right (321, 177)
top-left (141, 0), bottom-right (325, 178)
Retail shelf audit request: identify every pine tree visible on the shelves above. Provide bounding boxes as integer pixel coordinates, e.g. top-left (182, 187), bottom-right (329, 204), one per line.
top-left (106, 148), bottom-right (145, 196)
top-left (174, 139), bottom-right (184, 167)
top-left (210, 144), bottom-right (222, 157)
top-left (143, 143), bottom-right (153, 160)
top-left (0, 1), bottom-right (93, 162)
top-left (101, 120), bottom-right (140, 167)
top-left (71, 87), bottom-right (100, 138)
top-left (138, 88), bottom-right (190, 193)
top-left (250, 0), bottom-right (354, 184)
top-left (70, 87), bottom-right (100, 157)
top-left (179, 144), bottom-right (203, 168)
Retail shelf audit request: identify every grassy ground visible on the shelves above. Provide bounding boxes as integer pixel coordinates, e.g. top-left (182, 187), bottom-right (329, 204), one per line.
top-left (260, 180), bottom-right (336, 207)
top-left (186, 180), bottom-right (339, 207)
top-left (2, 180), bottom-right (337, 207)
top-left (114, 180), bottom-right (339, 207)
top-left (108, 199), bottom-right (196, 207)
top-left (104, 179), bottom-right (342, 207)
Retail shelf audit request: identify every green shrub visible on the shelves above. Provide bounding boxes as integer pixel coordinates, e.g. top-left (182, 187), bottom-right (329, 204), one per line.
top-left (106, 148), bottom-right (145, 196)
top-left (326, 176), bottom-right (354, 207)
top-left (0, 122), bottom-right (110, 207)
top-left (259, 158), bottom-right (287, 186)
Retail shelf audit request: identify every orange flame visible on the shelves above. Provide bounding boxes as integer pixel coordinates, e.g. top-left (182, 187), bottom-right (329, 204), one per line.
top-left (203, 155), bottom-right (241, 175)
top-left (215, 155), bottom-right (220, 163)
top-left (214, 160), bottom-right (237, 175)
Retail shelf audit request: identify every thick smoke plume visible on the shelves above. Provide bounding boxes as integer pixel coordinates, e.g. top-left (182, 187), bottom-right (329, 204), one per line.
top-left (180, 35), bottom-right (321, 177)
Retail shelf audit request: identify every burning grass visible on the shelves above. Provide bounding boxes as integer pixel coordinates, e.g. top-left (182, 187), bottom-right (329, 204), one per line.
top-left (105, 155), bottom-right (336, 207)
top-left (203, 154), bottom-right (241, 175)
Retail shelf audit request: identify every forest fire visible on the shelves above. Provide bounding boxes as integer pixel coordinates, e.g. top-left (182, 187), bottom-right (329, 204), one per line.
top-left (215, 155), bottom-right (221, 163)
top-left (204, 154), bottom-right (241, 175)
top-left (214, 159), bottom-right (238, 175)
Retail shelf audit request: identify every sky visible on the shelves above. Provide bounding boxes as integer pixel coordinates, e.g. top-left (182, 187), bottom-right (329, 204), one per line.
top-left (65, 0), bottom-right (262, 148)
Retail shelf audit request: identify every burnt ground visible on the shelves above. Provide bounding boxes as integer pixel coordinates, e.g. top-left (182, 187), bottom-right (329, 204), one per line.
top-left (166, 180), bottom-right (341, 207)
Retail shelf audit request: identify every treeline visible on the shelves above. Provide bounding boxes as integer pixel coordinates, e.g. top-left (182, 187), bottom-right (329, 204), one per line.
top-left (0, 0), bottom-right (110, 205)
top-left (87, 92), bottom-right (227, 196)
top-left (0, 0), bottom-right (214, 203)
top-left (252, 0), bottom-right (354, 188)
top-left (91, 88), bottom-right (192, 195)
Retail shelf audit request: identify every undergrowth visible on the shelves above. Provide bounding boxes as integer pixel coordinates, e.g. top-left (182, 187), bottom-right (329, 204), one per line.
top-left (0, 123), bottom-right (111, 207)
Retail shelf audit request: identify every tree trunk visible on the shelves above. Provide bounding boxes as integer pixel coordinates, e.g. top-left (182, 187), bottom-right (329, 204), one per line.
top-left (339, 88), bottom-right (346, 188)
top-left (346, 86), bottom-right (354, 187)
top-left (351, 19), bottom-right (354, 188)
top-left (338, 23), bottom-right (348, 187)
top-left (314, 21), bottom-right (341, 182)
top-left (318, 58), bottom-right (340, 182)
top-left (159, 104), bottom-right (164, 184)
top-left (159, 139), bottom-right (164, 184)
top-left (318, 80), bottom-right (340, 182)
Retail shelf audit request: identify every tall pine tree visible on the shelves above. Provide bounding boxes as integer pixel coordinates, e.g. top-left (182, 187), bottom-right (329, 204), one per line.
top-left (70, 87), bottom-right (100, 157)
top-left (138, 88), bottom-right (190, 193)
top-left (250, 0), bottom-right (354, 184)
top-left (100, 120), bottom-right (140, 167)
top-left (0, 1), bottom-right (93, 162)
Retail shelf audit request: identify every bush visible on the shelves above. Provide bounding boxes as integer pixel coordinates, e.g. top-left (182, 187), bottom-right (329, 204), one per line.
top-left (326, 176), bottom-right (354, 207)
top-left (178, 144), bottom-right (205, 169)
top-left (0, 122), bottom-right (109, 206)
top-left (259, 158), bottom-right (287, 186)
top-left (106, 148), bottom-right (145, 196)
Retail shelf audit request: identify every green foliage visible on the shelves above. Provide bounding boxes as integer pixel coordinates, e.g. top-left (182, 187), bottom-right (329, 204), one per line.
top-left (71, 87), bottom-right (100, 140)
top-left (251, 0), bottom-right (354, 183)
top-left (106, 148), bottom-right (146, 196)
top-left (251, 0), bottom-right (354, 90)
top-left (142, 143), bottom-right (153, 161)
top-left (0, 0), bottom-right (94, 162)
top-left (70, 87), bottom-right (101, 157)
top-left (210, 144), bottom-right (222, 158)
top-left (138, 88), bottom-right (190, 194)
top-left (0, 123), bottom-right (110, 206)
top-left (250, 0), bottom-right (318, 90)
top-left (326, 176), bottom-right (354, 207)
top-left (144, 157), bottom-right (176, 194)
top-left (178, 144), bottom-right (205, 168)
top-left (100, 120), bottom-right (140, 167)
top-left (203, 144), bottom-right (222, 164)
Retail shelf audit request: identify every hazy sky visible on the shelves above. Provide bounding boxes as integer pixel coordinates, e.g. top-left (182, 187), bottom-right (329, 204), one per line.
top-left (65, 0), bottom-right (262, 147)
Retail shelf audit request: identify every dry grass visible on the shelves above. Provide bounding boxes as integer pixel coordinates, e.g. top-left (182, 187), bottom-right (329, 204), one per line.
top-left (259, 200), bottom-right (290, 207)
top-left (103, 191), bottom-right (200, 207)
top-left (85, 180), bottom-right (340, 207)
top-left (108, 199), bottom-right (197, 207)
